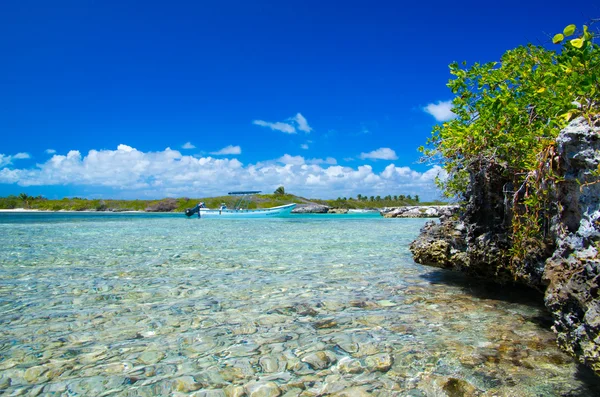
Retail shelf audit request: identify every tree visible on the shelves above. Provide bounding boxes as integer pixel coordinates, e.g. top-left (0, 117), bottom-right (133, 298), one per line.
top-left (274, 186), bottom-right (285, 196)
top-left (18, 193), bottom-right (29, 208)
top-left (357, 194), bottom-right (362, 201)
top-left (407, 195), bottom-right (412, 200)
top-left (420, 23), bottom-right (599, 264)
top-left (421, 24), bottom-right (599, 199)
top-left (415, 195), bottom-right (420, 203)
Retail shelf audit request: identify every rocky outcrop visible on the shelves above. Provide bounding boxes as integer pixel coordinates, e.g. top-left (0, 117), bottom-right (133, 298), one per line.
top-left (543, 118), bottom-right (600, 373)
top-left (328, 208), bottom-right (349, 214)
top-left (410, 162), bottom-right (524, 284)
top-left (410, 217), bottom-right (468, 271)
top-left (410, 117), bottom-right (600, 373)
top-left (381, 205), bottom-right (459, 218)
top-left (292, 204), bottom-right (330, 214)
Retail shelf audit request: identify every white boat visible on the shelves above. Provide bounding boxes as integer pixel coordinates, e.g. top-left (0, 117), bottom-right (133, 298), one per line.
top-left (185, 191), bottom-right (296, 218)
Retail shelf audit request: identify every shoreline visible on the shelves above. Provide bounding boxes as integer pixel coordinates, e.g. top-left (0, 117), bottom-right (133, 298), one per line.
top-left (0, 208), bottom-right (147, 213)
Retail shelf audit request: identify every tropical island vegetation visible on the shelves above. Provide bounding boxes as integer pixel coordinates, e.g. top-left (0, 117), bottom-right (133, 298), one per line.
top-left (419, 22), bottom-right (599, 268)
top-left (0, 188), bottom-right (445, 212)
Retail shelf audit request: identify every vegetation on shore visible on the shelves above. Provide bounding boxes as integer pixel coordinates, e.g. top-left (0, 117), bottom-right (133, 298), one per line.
top-left (0, 190), bottom-right (443, 212)
top-left (420, 22), bottom-right (599, 270)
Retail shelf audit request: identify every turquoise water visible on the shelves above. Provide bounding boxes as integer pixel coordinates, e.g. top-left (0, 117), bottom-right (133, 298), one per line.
top-left (1, 212), bottom-right (599, 396)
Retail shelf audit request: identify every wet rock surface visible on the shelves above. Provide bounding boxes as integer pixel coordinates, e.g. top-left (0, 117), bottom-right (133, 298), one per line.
top-left (410, 117), bottom-right (600, 375)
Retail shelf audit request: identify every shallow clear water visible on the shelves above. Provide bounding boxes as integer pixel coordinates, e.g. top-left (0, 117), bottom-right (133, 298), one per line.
top-left (1, 212), bottom-right (599, 396)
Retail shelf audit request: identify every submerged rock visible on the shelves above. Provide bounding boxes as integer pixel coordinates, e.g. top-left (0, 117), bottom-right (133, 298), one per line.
top-left (301, 351), bottom-right (337, 370)
top-left (244, 381), bottom-right (281, 397)
top-left (364, 353), bottom-right (393, 372)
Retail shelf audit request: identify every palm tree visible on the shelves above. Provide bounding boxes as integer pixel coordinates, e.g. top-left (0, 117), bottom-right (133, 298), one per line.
top-left (18, 193), bottom-right (29, 208)
top-left (274, 186), bottom-right (285, 195)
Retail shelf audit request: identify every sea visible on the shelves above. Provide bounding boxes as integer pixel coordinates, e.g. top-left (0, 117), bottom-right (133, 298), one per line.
top-left (1, 212), bottom-right (599, 396)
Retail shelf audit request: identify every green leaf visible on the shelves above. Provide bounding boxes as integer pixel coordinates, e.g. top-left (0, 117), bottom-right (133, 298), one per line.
top-left (583, 25), bottom-right (592, 40)
top-left (552, 33), bottom-right (564, 44)
top-left (570, 38), bottom-right (584, 49)
top-left (563, 24), bottom-right (576, 36)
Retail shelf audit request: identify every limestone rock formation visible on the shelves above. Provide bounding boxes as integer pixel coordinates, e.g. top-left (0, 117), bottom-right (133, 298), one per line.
top-left (328, 208), bottom-right (349, 214)
top-left (381, 205), bottom-right (459, 218)
top-left (543, 117), bottom-right (600, 373)
top-left (292, 204), bottom-right (329, 214)
top-left (410, 117), bottom-right (600, 374)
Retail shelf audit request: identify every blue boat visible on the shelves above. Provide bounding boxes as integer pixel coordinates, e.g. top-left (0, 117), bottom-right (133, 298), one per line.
top-left (185, 191), bottom-right (296, 218)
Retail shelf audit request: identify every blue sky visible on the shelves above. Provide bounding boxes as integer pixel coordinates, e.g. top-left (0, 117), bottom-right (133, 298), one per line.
top-left (1, 1), bottom-right (598, 200)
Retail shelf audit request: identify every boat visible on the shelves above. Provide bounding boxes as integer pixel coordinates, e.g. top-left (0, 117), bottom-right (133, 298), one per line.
top-left (184, 191), bottom-right (296, 218)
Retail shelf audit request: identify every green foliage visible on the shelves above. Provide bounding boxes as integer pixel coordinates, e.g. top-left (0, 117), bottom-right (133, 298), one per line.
top-left (311, 195), bottom-right (433, 209)
top-left (421, 22), bottom-right (599, 279)
top-left (422, 23), bottom-right (599, 199)
top-left (274, 186), bottom-right (285, 195)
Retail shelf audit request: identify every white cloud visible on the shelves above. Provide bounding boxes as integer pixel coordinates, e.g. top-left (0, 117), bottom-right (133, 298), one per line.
top-left (307, 157), bottom-right (337, 165)
top-left (253, 113), bottom-right (312, 134)
top-left (45, 149), bottom-right (56, 154)
top-left (182, 142), bottom-right (196, 149)
top-left (359, 148), bottom-right (398, 160)
top-left (210, 145), bottom-right (241, 155)
top-left (423, 100), bottom-right (456, 122)
top-left (0, 145), bottom-right (444, 200)
top-left (14, 153), bottom-right (31, 160)
top-left (300, 144), bottom-right (309, 150)
top-left (292, 113), bottom-right (312, 133)
top-left (0, 152), bottom-right (31, 167)
top-left (277, 154), bottom-right (305, 165)
top-left (253, 120), bottom-right (296, 134)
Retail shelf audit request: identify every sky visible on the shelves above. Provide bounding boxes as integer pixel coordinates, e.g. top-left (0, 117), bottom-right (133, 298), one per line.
top-left (1, 1), bottom-right (598, 201)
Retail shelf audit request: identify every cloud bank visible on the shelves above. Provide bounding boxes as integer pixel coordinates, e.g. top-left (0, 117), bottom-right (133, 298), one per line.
top-left (0, 145), bottom-right (445, 200)
top-left (423, 100), bottom-right (456, 122)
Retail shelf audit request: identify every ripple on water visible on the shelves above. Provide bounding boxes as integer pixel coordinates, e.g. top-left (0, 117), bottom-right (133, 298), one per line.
top-left (1, 213), bottom-right (599, 396)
